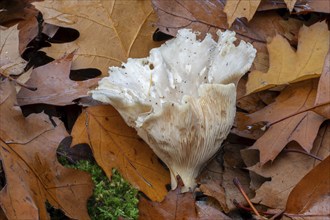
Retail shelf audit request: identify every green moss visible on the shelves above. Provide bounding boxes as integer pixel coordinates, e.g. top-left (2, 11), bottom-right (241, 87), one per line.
top-left (65, 159), bottom-right (139, 220)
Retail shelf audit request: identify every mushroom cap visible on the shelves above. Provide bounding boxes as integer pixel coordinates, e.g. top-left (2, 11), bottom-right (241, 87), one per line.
top-left (91, 29), bottom-right (256, 191)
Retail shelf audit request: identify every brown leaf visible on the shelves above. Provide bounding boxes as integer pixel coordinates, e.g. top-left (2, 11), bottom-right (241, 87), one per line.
top-left (16, 51), bottom-right (99, 106)
top-left (0, 79), bottom-right (52, 143)
top-left (195, 201), bottom-right (232, 220)
top-left (0, 25), bottom-right (27, 76)
top-left (0, 0), bottom-right (39, 26)
top-left (224, 0), bottom-right (261, 26)
top-left (246, 21), bottom-right (329, 94)
top-left (138, 185), bottom-right (198, 220)
top-left (33, 0), bottom-right (161, 75)
top-left (71, 105), bottom-right (170, 202)
top-left (258, 0), bottom-right (330, 13)
top-left (313, 50), bottom-right (330, 119)
top-left (285, 155), bottom-right (330, 219)
top-left (248, 123), bottom-right (330, 209)
top-left (0, 80), bottom-right (93, 220)
top-left (238, 79), bottom-right (326, 164)
top-left (152, 0), bottom-right (302, 45)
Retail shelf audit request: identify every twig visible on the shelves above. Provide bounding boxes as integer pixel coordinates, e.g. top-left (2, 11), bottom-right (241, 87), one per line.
top-left (234, 200), bottom-right (284, 219)
top-left (0, 71), bottom-right (37, 91)
top-left (267, 101), bottom-right (330, 128)
top-left (233, 177), bottom-right (261, 217)
top-left (283, 148), bottom-right (322, 161)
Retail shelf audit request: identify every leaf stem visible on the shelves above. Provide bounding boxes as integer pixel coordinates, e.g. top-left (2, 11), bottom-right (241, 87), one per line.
top-left (283, 148), bottom-right (322, 161)
top-left (267, 101), bottom-right (330, 128)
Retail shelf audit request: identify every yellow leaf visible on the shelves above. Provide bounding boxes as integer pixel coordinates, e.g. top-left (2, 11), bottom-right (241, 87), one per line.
top-left (33, 0), bottom-right (160, 75)
top-left (224, 0), bottom-right (261, 26)
top-left (246, 21), bottom-right (329, 94)
top-left (71, 106), bottom-right (170, 202)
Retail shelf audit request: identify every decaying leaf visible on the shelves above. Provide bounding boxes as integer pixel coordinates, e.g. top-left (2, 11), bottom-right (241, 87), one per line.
top-left (16, 51), bottom-right (99, 106)
top-left (238, 79), bottom-right (326, 164)
top-left (224, 0), bottom-right (261, 26)
top-left (247, 123), bottom-right (330, 209)
top-left (33, 0), bottom-right (161, 75)
top-left (0, 0), bottom-right (39, 26)
top-left (71, 105), bottom-right (170, 202)
top-left (0, 25), bottom-right (27, 76)
top-left (138, 183), bottom-right (198, 220)
top-left (313, 50), bottom-right (330, 119)
top-left (0, 80), bottom-right (93, 220)
top-left (285, 156), bottom-right (330, 219)
top-left (246, 21), bottom-right (329, 94)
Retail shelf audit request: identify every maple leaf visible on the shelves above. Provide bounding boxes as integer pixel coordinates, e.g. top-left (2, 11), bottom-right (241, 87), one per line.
top-left (246, 21), bottom-right (329, 94)
top-left (16, 51), bottom-right (99, 106)
top-left (32, 0), bottom-right (161, 75)
top-left (285, 155), bottom-right (330, 218)
top-left (237, 79), bottom-right (327, 165)
top-left (71, 105), bottom-right (170, 202)
top-left (0, 80), bottom-right (93, 220)
top-left (245, 123), bottom-right (329, 209)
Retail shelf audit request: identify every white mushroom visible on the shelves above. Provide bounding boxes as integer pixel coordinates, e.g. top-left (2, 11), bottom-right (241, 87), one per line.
top-left (90, 29), bottom-right (256, 192)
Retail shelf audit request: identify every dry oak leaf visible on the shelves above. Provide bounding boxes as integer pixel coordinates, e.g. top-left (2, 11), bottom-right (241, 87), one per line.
top-left (246, 21), bottom-right (329, 95)
top-left (258, 0), bottom-right (330, 13)
top-left (313, 50), bottom-right (330, 119)
top-left (71, 105), bottom-right (170, 202)
top-left (17, 51), bottom-right (99, 106)
top-left (237, 79), bottom-right (326, 165)
top-left (152, 0), bottom-right (302, 45)
top-left (138, 184), bottom-right (197, 220)
top-left (33, 0), bottom-right (161, 75)
top-left (0, 24), bottom-right (27, 76)
top-left (0, 80), bottom-right (93, 220)
top-left (224, 0), bottom-right (298, 26)
top-left (223, 0), bottom-right (261, 27)
top-left (285, 155), bottom-right (330, 219)
top-left (248, 123), bottom-right (330, 209)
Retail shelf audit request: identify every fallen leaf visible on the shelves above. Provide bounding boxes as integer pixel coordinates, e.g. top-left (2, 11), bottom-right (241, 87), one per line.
top-left (284, 0), bottom-right (297, 11)
top-left (195, 201), bottom-right (231, 220)
top-left (285, 155), bottom-right (330, 219)
top-left (33, 0), bottom-right (161, 75)
top-left (246, 21), bottom-right (329, 94)
top-left (0, 0), bottom-right (39, 26)
top-left (0, 80), bottom-right (93, 220)
top-left (224, 0), bottom-right (261, 26)
top-left (258, 0), bottom-right (330, 13)
top-left (0, 79), bottom-right (52, 143)
top-left (248, 122), bottom-right (330, 209)
top-left (238, 79), bottom-right (326, 164)
top-left (222, 144), bottom-right (253, 211)
top-left (0, 25), bottom-right (27, 76)
top-left (138, 184), bottom-right (198, 219)
top-left (313, 50), bottom-right (330, 119)
top-left (71, 105), bottom-right (170, 202)
top-left (16, 51), bottom-right (99, 106)
top-left (152, 0), bottom-right (302, 45)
